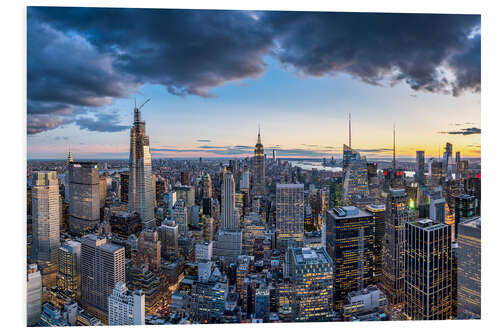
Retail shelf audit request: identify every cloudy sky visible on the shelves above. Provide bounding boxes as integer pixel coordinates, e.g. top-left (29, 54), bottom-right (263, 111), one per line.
top-left (27, 7), bottom-right (481, 159)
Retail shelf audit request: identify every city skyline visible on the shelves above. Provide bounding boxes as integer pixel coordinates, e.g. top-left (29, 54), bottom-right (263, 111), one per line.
top-left (27, 8), bottom-right (481, 160)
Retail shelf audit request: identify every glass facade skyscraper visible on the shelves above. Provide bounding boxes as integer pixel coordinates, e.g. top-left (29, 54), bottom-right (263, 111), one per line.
top-left (128, 104), bottom-right (155, 229)
top-left (253, 128), bottom-right (266, 197)
top-left (276, 183), bottom-right (304, 249)
top-left (31, 171), bottom-right (61, 265)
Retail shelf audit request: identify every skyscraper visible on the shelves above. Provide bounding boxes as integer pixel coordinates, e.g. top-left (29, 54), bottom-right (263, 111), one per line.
top-left (443, 142), bottom-right (453, 181)
top-left (222, 167), bottom-right (239, 230)
top-left (325, 206), bottom-right (375, 310)
top-left (202, 173), bottom-right (213, 199)
top-left (27, 264), bottom-right (42, 326)
top-left (366, 204), bottom-right (386, 283)
top-left (64, 150), bottom-right (73, 203)
top-left (68, 162), bottom-right (100, 235)
top-left (404, 219), bottom-right (452, 320)
top-left (276, 184), bottom-right (304, 249)
top-left (457, 216), bottom-right (481, 319)
top-left (173, 200), bottom-right (188, 236)
top-left (31, 171), bottom-right (61, 265)
top-left (416, 151), bottom-right (425, 185)
top-left (158, 219), bottom-right (179, 260)
top-left (80, 234), bottom-right (125, 324)
top-left (455, 151), bottom-right (462, 180)
top-left (128, 102), bottom-right (155, 229)
top-left (57, 240), bottom-right (81, 299)
top-left (381, 188), bottom-right (408, 309)
top-left (286, 247), bottom-right (334, 322)
top-left (253, 128), bottom-right (266, 197)
top-left (108, 281), bottom-right (145, 326)
top-left (341, 147), bottom-right (369, 206)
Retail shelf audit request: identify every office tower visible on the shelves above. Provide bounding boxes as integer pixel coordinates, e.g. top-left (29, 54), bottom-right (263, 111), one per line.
top-left (457, 217), bottom-right (481, 319)
top-left (190, 205), bottom-right (200, 226)
top-left (27, 264), bottom-right (42, 326)
top-left (109, 212), bottom-right (142, 240)
top-left (443, 142), bottom-right (453, 180)
top-left (80, 234), bottom-right (125, 324)
top-left (253, 128), bottom-right (266, 197)
top-left (343, 286), bottom-right (389, 321)
top-left (213, 229), bottom-right (242, 262)
top-left (99, 174), bottom-right (107, 208)
top-left (57, 240), bottom-right (81, 299)
top-left (276, 184), bottom-right (305, 249)
top-left (173, 200), bottom-right (188, 236)
top-left (286, 247), bottom-right (334, 322)
top-left (381, 188), bottom-right (409, 309)
top-left (455, 194), bottom-right (478, 236)
top-left (240, 165), bottom-right (250, 190)
top-left (416, 151), bottom-right (425, 185)
top-left (325, 206), bottom-right (375, 309)
top-left (136, 229), bottom-right (161, 272)
top-left (128, 102), bottom-right (155, 229)
top-left (222, 168), bottom-right (238, 230)
top-left (64, 151), bottom-right (73, 203)
top-left (162, 191), bottom-right (177, 220)
top-left (31, 171), bottom-right (61, 265)
top-left (404, 219), bottom-right (452, 320)
top-left (120, 172), bottom-right (129, 203)
top-left (202, 173), bottom-right (212, 199)
top-left (195, 240), bottom-right (213, 262)
top-left (455, 151), bottom-right (462, 180)
top-left (366, 204), bottom-right (386, 283)
top-left (180, 171), bottom-right (190, 186)
top-left (68, 162), bottom-right (100, 235)
top-left (255, 286), bottom-right (270, 321)
top-left (158, 219), bottom-right (179, 260)
top-left (430, 195), bottom-right (446, 224)
top-left (430, 159), bottom-right (443, 187)
top-left (108, 281), bottom-right (145, 326)
top-left (342, 148), bottom-right (369, 206)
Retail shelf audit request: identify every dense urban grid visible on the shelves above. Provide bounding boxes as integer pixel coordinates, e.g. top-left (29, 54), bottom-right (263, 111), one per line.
top-left (26, 106), bottom-right (481, 326)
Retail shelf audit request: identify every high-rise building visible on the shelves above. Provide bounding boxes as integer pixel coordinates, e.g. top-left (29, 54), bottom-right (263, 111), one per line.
top-left (202, 173), bottom-right (212, 199)
top-left (341, 147), bottom-right (369, 206)
top-left (443, 142), bottom-right (453, 180)
top-left (195, 240), bottom-right (213, 262)
top-left (180, 171), bottom-right (190, 186)
top-left (57, 240), bottom-right (81, 299)
top-left (27, 264), bottom-right (42, 326)
top-left (325, 206), bottom-right (375, 309)
top-left (455, 151), bottom-right (462, 180)
top-left (120, 172), bottom-right (129, 203)
top-left (366, 204), bottom-right (386, 283)
top-left (128, 102), bottom-right (155, 229)
top-left (136, 229), bottom-right (161, 272)
top-left (173, 200), bottom-right (188, 236)
top-left (457, 216), bottom-right (481, 319)
top-left (68, 162), bottom-right (100, 234)
top-left (381, 188), bottom-right (408, 309)
top-left (99, 174), bottom-right (107, 208)
top-left (430, 195), bottom-right (446, 224)
top-left (343, 286), bottom-right (389, 321)
top-left (108, 281), bottom-right (145, 326)
top-left (80, 234), bottom-right (125, 324)
top-left (404, 219), bottom-right (452, 320)
top-left (253, 128), bottom-right (266, 197)
top-left (416, 151), bottom-right (425, 185)
top-left (222, 167), bottom-right (239, 230)
top-left (255, 286), bottom-right (270, 321)
top-left (158, 219), bottom-right (179, 260)
top-left (64, 151), bottom-right (73, 203)
top-left (429, 159), bottom-right (443, 187)
top-left (454, 194), bottom-right (478, 237)
top-left (276, 184), bottom-right (304, 249)
top-left (31, 171), bottom-right (61, 265)
top-left (286, 247), bottom-right (334, 322)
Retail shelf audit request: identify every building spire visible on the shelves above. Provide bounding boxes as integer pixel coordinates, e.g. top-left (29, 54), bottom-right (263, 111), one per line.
top-left (393, 123), bottom-right (396, 170)
top-left (257, 124), bottom-right (262, 145)
top-left (349, 113), bottom-right (352, 149)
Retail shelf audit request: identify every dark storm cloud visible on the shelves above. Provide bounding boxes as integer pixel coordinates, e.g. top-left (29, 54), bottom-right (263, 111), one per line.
top-left (264, 12), bottom-right (480, 95)
top-left (438, 127), bottom-right (481, 135)
top-left (74, 112), bottom-right (129, 133)
top-left (28, 7), bottom-right (481, 134)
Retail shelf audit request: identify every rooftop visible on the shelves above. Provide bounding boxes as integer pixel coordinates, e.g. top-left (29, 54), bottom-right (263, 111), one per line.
top-left (292, 247), bottom-right (332, 266)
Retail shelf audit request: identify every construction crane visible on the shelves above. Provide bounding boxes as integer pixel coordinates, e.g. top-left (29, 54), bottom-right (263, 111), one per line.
top-left (138, 98), bottom-right (151, 110)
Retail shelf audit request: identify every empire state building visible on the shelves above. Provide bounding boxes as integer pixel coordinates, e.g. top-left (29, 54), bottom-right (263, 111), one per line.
top-left (253, 128), bottom-right (266, 197)
top-left (128, 101), bottom-right (155, 229)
